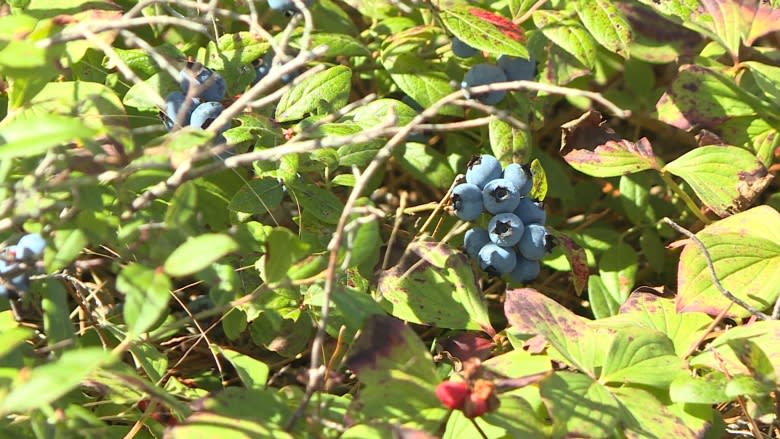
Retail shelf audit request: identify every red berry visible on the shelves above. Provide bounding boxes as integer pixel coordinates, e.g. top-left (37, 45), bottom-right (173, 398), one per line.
top-left (463, 392), bottom-right (489, 418)
top-left (435, 381), bottom-right (470, 410)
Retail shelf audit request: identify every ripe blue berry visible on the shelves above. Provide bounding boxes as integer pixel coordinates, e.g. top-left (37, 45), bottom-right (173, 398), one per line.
top-left (488, 213), bottom-right (525, 247)
top-left (162, 91), bottom-right (197, 130)
top-left (179, 63), bottom-right (226, 102)
top-left (451, 37), bottom-right (478, 58)
top-left (461, 64), bottom-right (507, 105)
top-left (509, 256), bottom-right (540, 283)
top-left (253, 51), bottom-right (275, 84)
top-left (482, 178), bottom-right (521, 214)
top-left (451, 183), bottom-right (484, 221)
top-left (497, 55), bottom-right (536, 81)
top-left (503, 163), bottom-right (532, 197)
top-left (16, 234), bottom-right (46, 259)
top-left (518, 223), bottom-right (549, 260)
top-left (463, 228), bottom-right (490, 259)
top-left (465, 155), bottom-right (502, 189)
top-left (268, 0), bottom-right (312, 13)
top-left (0, 256), bottom-right (28, 297)
top-left (478, 243), bottom-right (517, 276)
top-left (190, 102), bottom-right (227, 134)
top-left (513, 198), bottom-right (546, 225)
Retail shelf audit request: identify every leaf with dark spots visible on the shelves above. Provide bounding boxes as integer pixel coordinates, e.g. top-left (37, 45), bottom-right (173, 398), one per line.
top-left (378, 241), bottom-right (494, 334)
top-left (504, 288), bottom-right (608, 375)
top-left (345, 315), bottom-right (446, 429)
top-left (440, 333), bottom-right (493, 362)
top-left (656, 64), bottom-right (764, 131)
top-left (546, 228), bottom-right (588, 295)
top-left (616, 2), bottom-right (703, 63)
top-left (560, 111), bottom-right (659, 177)
top-left (665, 145), bottom-right (772, 217)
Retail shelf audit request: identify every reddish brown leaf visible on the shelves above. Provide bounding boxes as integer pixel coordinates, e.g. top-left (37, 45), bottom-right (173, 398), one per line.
top-left (468, 7), bottom-right (525, 42)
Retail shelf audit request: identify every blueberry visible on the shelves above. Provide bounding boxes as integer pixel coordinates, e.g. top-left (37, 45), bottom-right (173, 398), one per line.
top-left (451, 37), bottom-right (478, 58)
top-left (451, 183), bottom-right (483, 221)
top-left (482, 178), bottom-right (521, 214)
top-left (513, 198), bottom-right (546, 224)
top-left (488, 212), bottom-right (525, 247)
top-left (463, 227), bottom-right (490, 259)
top-left (465, 154), bottom-right (502, 189)
top-left (518, 223), bottom-right (549, 260)
top-left (268, 0), bottom-right (312, 13)
top-left (190, 101), bottom-right (228, 134)
top-left (253, 51), bottom-right (275, 84)
top-left (497, 55), bottom-right (536, 81)
top-left (461, 64), bottom-right (507, 105)
top-left (17, 234), bottom-right (46, 259)
top-left (509, 256), bottom-right (540, 283)
top-left (162, 91), bottom-right (197, 130)
top-left (179, 63), bottom-right (226, 102)
top-left (478, 243), bottom-right (517, 275)
top-left (503, 163), bottom-right (532, 197)
top-left (0, 257), bottom-right (27, 297)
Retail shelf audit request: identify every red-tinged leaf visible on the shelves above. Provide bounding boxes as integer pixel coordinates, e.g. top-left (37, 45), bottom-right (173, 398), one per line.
top-left (441, 333), bottom-right (494, 362)
top-left (440, 6), bottom-right (528, 58)
top-left (467, 7), bottom-right (525, 42)
top-left (560, 111), bottom-right (659, 177)
top-left (742, 0), bottom-right (780, 45)
top-left (617, 3), bottom-right (703, 64)
top-left (546, 228), bottom-right (588, 295)
top-left (676, 206), bottom-right (780, 317)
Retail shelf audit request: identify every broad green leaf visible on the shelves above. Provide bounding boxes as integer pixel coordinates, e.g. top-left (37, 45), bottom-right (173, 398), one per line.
top-left (600, 328), bottom-right (684, 388)
top-left (108, 43), bottom-right (184, 78)
top-left (0, 115), bottom-right (96, 160)
top-left (381, 53), bottom-right (461, 117)
top-left (528, 158), bottom-right (548, 201)
top-left (489, 116), bottom-right (532, 165)
top-left (504, 288), bottom-right (606, 375)
top-left (598, 241), bottom-right (638, 305)
top-left (165, 182), bottom-right (198, 228)
top-left (560, 111), bottom-right (659, 177)
top-left (292, 33), bottom-right (370, 57)
top-left (164, 234), bottom-right (238, 277)
top-left (275, 65), bottom-right (352, 122)
top-left (669, 372), bottom-right (730, 404)
top-left (588, 274), bottom-right (619, 319)
top-left (263, 228), bottom-right (311, 284)
top-left (594, 291), bottom-right (711, 356)
top-left (286, 179), bottom-right (344, 224)
top-left (575, 0), bottom-right (633, 57)
top-left (540, 372), bottom-right (620, 438)
top-left (656, 64), bottom-right (765, 131)
top-left (129, 342), bottom-right (169, 383)
top-left (617, 2), bottom-right (703, 64)
top-left (720, 117), bottom-right (779, 167)
top-left (342, 98), bottom-right (418, 130)
top-left (744, 61), bottom-right (780, 102)
top-left (345, 315), bottom-right (446, 431)
top-left (0, 327), bottom-right (33, 361)
top-left (446, 395), bottom-right (549, 439)
top-left (123, 72), bottom-right (178, 111)
top-left (440, 6), bottom-right (528, 58)
top-left (0, 348), bottom-right (114, 415)
top-left (612, 386), bottom-right (700, 439)
top-left (220, 348), bottom-right (269, 390)
top-left (619, 172), bottom-right (657, 225)
top-left (45, 228), bottom-right (88, 272)
top-left (228, 178), bottom-right (285, 215)
top-left (378, 242), bottom-right (494, 333)
top-left (691, 321), bottom-right (780, 384)
top-left (41, 280), bottom-right (75, 349)
top-left (664, 145), bottom-right (771, 217)
top-left (204, 32), bottom-right (270, 71)
top-left (676, 206), bottom-right (780, 317)
top-left (533, 10), bottom-right (597, 69)
top-left (118, 263), bottom-right (172, 336)
top-left (393, 142), bottom-right (455, 190)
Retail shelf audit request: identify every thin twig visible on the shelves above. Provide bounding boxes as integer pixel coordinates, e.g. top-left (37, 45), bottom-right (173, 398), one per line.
top-left (661, 217), bottom-right (770, 320)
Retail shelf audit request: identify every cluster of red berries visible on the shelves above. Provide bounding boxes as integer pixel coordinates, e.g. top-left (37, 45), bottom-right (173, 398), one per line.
top-left (435, 378), bottom-right (499, 419)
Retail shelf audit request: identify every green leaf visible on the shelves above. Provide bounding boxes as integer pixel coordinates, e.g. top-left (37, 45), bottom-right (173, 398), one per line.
top-left (275, 65), bottom-right (352, 122)
top-left (619, 172), bottom-right (657, 225)
top-left (575, 0), bottom-right (633, 57)
top-left (41, 280), bottom-right (75, 349)
top-left (345, 315), bottom-right (446, 431)
top-left (720, 117), bottom-right (779, 167)
top-left (588, 275), bottom-right (619, 319)
top-left (489, 116), bottom-right (532, 165)
top-left (165, 182), bottom-right (198, 228)
top-left (504, 288), bottom-right (605, 375)
top-left (381, 53), bottom-right (461, 117)
top-left (560, 111), bottom-right (659, 177)
top-left (129, 342), bottom-right (169, 383)
top-left (669, 372), bottom-right (730, 404)
top-left (744, 61), bottom-right (780, 102)
top-left (440, 6), bottom-right (528, 58)
top-left (540, 372), bottom-right (620, 438)
top-left (612, 386), bottom-right (701, 439)
top-left (118, 263), bottom-right (172, 336)
top-left (342, 98), bottom-right (418, 129)
top-left (204, 32), bottom-right (270, 71)
top-left (228, 178), bottom-right (285, 215)
top-left (263, 228), bottom-right (311, 284)
top-left (122, 72), bottom-right (177, 111)
top-left (378, 242), bottom-right (494, 333)
top-left (0, 348), bottom-right (114, 415)
top-left (533, 10), bottom-right (597, 69)
top-left (220, 348), bottom-right (269, 390)
top-left (286, 179), bottom-right (344, 225)
top-left (393, 142), bottom-right (455, 190)
top-left (664, 145), bottom-right (772, 217)
top-left (164, 234), bottom-right (239, 277)
top-left (528, 158), bottom-right (548, 201)
top-left (46, 228), bottom-right (88, 272)
top-left (676, 205), bottom-right (780, 317)
top-left (293, 33), bottom-right (370, 57)
top-left (598, 241), bottom-right (638, 305)
top-left (600, 328), bottom-right (684, 388)
top-left (0, 115), bottom-right (96, 160)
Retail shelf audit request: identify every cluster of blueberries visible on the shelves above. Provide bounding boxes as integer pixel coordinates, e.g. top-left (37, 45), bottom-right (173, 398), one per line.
top-left (451, 155), bottom-right (550, 283)
top-left (452, 37), bottom-right (536, 105)
top-left (162, 62), bottom-right (229, 143)
top-left (0, 233), bottom-right (46, 298)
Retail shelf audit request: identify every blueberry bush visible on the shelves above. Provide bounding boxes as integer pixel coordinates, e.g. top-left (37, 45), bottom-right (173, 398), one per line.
top-left (0, 0), bottom-right (779, 437)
